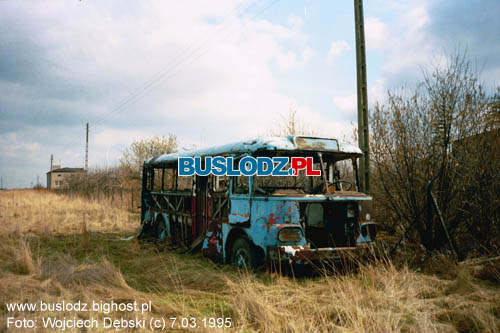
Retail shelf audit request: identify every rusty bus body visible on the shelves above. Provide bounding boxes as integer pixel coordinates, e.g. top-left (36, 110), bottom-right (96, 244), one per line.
top-left (139, 136), bottom-right (377, 268)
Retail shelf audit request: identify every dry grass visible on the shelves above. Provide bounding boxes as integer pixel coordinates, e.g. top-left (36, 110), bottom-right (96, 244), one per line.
top-left (0, 190), bottom-right (499, 332)
top-left (0, 189), bottom-right (136, 236)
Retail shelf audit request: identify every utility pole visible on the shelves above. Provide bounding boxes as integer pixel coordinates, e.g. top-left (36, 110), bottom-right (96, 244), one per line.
top-left (354, 0), bottom-right (370, 193)
top-left (85, 122), bottom-right (89, 171)
top-left (48, 154), bottom-right (54, 189)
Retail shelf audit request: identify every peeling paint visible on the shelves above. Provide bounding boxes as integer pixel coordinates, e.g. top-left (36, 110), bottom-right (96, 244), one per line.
top-left (282, 245), bottom-right (304, 257)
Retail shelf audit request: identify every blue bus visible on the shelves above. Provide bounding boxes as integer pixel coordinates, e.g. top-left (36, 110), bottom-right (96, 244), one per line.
top-left (139, 136), bottom-right (376, 268)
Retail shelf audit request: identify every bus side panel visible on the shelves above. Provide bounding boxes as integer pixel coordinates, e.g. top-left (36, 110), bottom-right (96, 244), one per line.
top-left (220, 197), bottom-right (251, 262)
top-left (221, 199), bottom-right (304, 262)
top-left (228, 198), bottom-right (250, 224)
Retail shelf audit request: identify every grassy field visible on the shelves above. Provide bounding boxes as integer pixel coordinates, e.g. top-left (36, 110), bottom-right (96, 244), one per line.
top-left (0, 190), bottom-right (499, 332)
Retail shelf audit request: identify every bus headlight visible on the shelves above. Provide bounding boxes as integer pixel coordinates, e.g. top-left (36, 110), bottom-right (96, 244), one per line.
top-left (278, 228), bottom-right (303, 242)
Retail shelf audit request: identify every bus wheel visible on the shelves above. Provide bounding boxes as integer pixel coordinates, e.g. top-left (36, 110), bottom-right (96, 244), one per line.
top-left (231, 237), bottom-right (257, 269)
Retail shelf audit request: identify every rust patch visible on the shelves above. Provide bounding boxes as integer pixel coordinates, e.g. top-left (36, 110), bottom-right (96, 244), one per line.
top-left (231, 213), bottom-right (249, 218)
top-left (263, 213), bottom-right (280, 232)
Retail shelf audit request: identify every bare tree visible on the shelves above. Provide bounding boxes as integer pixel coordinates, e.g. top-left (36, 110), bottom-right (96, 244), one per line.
top-left (267, 108), bottom-right (319, 137)
top-left (120, 135), bottom-right (178, 181)
top-left (371, 52), bottom-right (500, 257)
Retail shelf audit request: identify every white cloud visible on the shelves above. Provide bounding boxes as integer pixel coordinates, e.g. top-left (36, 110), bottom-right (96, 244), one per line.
top-left (332, 94), bottom-right (357, 115)
top-left (287, 14), bottom-right (304, 30)
top-left (302, 47), bottom-right (313, 63)
top-left (365, 17), bottom-right (391, 51)
top-left (0, 133), bottom-right (40, 158)
top-left (380, 3), bottom-right (433, 79)
top-left (92, 128), bottom-right (149, 148)
top-left (327, 40), bottom-right (351, 66)
top-left (370, 79), bottom-right (387, 104)
top-left (276, 51), bottom-right (299, 71)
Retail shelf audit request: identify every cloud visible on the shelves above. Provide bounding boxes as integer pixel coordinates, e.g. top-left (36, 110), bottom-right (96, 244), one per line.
top-left (3, 0), bottom-right (499, 188)
top-left (381, 4), bottom-right (432, 84)
top-left (365, 17), bottom-right (391, 51)
top-left (375, 0), bottom-right (500, 89)
top-left (327, 40), bottom-right (350, 66)
top-left (302, 47), bottom-right (313, 63)
top-left (0, 1), bottom-right (316, 187)
top-left (332, 95), bottom-right (357, 115)
top-left (92, 129), bottom-right (150, 149)
top-left (0, 133), bottom-right (40, 158)
top-left (276, 51), bottom-right (299, 71)
top-left (425, 0), bottom-right (500, 83)
top-left (287, 14), bottom-right (304, 30)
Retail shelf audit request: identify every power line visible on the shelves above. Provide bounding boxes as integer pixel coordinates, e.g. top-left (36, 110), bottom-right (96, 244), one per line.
top-left (91, 0), bottom-right (259, 127)
top-left (54, 2), bottom-right (262, 160)
top-left (58, 1), bottom-right (266, 153)
top-left (59, 0), bottom-right (281, 163)
top-left (92, 0), bottom-right (277, 128)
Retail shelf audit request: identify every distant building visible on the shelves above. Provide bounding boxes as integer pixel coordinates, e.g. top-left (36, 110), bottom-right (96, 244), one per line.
top-left (46, 166), bottom-right (85, 189)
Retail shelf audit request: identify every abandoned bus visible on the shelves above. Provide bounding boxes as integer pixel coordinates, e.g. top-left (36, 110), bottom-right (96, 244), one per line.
top-left (139, 136), bottom-right (377, 268)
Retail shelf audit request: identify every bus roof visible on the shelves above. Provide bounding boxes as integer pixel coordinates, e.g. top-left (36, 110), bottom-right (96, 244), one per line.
top-left (145, 136), bottom-right (362, 167)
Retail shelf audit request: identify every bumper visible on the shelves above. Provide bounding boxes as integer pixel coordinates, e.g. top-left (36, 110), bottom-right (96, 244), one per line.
top-left (268, 243), bottom-right (373, 264)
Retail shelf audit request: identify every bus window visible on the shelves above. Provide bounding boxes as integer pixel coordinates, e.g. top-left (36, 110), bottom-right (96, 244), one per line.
top-left (212, 175), bottom-right (229, 193)
top-left (153, 168), bottom-right (163, 191)
top-left (162, 168), bottom-right (175, 190)
top-left (253, 160), bottom-right (324, 195)
top-left (233, 175), bottom-right (249, 194)
top-left (178, 174), bottom-right (193, 191)
top-left (146, 169), bottom-right (154, 191)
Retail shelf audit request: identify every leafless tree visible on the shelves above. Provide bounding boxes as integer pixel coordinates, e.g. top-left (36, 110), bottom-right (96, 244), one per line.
top-left (371, 52), bottom-right (500, 257)
top-left (120, 135), bottom-right (178, 182)
top-left (267, 108), bottom-right (319, 137)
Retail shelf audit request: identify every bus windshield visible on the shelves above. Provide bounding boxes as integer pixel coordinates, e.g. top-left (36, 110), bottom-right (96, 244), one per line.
top-left (252, 153), bottom-right (359, 196)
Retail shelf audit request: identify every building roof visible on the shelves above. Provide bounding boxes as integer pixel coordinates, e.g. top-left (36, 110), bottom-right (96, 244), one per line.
top-left (146, 136), bottom-right (362, 167)
top-left (47, 167), bottom-right (85, 174)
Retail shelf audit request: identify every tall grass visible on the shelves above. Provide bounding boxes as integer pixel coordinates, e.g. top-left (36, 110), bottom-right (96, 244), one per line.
top-left (0, 189), bottom-right (136, 236)
top-left (0, 190), bottom-right (499, 332)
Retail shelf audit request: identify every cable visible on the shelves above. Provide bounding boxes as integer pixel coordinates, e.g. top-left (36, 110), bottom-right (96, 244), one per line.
top-left (91, 0), bottom-right (281, 128)
top-left (60, 0), bottom-right (282, 161)
top-left (91, 0), bottom-right (261, 127)
top-left (54, 1), bottom-right (260, 157)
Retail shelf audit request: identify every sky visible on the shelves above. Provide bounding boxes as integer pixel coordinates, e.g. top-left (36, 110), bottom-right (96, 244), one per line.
top-left (1, 0), bottom-right (499, 188)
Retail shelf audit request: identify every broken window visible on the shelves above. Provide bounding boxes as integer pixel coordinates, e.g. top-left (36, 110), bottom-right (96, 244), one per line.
top-left (177, 175), bottom-right (193, 191)
top-left (212, 175), bottom-right (229, 193)
top-left (233, 175), bottom-right (249, 194)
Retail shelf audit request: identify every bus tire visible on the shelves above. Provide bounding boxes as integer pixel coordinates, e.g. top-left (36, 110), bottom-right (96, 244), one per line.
top-left (230, 237), bottom-right (257, 269)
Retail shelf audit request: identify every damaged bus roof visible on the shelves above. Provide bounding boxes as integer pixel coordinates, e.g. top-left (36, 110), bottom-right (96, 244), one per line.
top-left (145, 136), bottom-right (362, 167)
